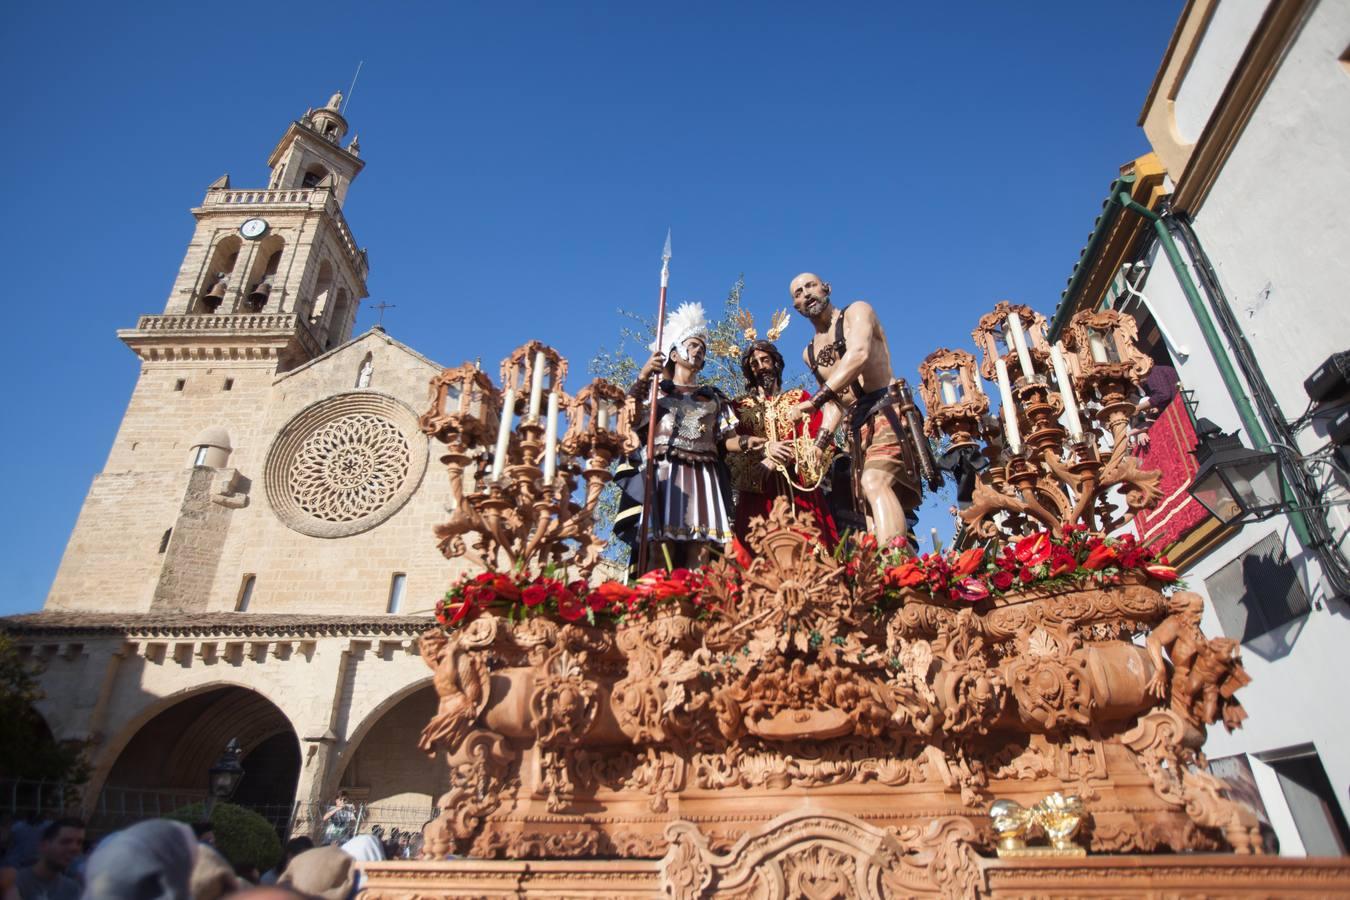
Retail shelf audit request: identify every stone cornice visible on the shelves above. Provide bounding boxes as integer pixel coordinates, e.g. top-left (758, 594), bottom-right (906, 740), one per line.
top-left (0, 611), bottom-right (435, 640)
top-left (118, 313), bottom-right (324, 366)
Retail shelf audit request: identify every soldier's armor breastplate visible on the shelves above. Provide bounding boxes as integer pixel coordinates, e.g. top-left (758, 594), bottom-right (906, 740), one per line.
top-left (655, 391), bottom-right (721, 461)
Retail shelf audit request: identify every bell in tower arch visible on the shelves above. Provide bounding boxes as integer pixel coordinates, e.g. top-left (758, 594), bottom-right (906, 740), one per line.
top-left (246, 279), bottom-right (272, 312)
top-left (202, 274), bottom-right (229, 313)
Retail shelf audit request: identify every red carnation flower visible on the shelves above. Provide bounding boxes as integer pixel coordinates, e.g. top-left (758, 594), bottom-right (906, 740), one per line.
top-left (952, 547), bottom-right (985, 577)
top-left (1049, 549), bottom-right (1077, 578)
top-left (521, 584), bottom-right (549, 607)
top-left (885, 562), bottom-right (927, 588)
top-left (556, 587), bottom-right (584, 621)
top-left (592, 581), bottom-right (638, 608)
top-left (487, 573), bottom-right (521, 602)
top-left (992, 571), bottom-right (1015, 591)
top-left (1084, 544), bottom-right (1118, 571)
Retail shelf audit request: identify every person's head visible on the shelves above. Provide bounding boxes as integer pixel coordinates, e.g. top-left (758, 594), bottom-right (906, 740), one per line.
top-left (83, 819), bottom-right (197, 899)
top-left (789, 273), bottom-right (832, 320)
top-left (740, 341), bottom-right (785, 394)
top-left (38, 817), bottom-right (85, 871)
top-left (278, 846), bottom-right (355, 900)
top-left (191, 821), bottom-right (216, 846)
top-left (283, 835), bottom-right (314, 865)
top-left (672, 336), bottom-right (707, 375)
top-left (335, 792), bottom-right (350, 807)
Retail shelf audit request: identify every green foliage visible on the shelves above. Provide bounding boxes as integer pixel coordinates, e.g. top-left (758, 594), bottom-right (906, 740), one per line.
top-left (169, 801), bottom-right (282, 873)
top-left (0, 633), bottom-right (89, 783)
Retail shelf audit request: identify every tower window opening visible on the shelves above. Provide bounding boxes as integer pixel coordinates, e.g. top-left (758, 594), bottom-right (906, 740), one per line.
top-left (193, 446), bottom-right (210, 467)
top-left (236, 575), bottom-right (256, 612)
top-left (302, 165), bottom-right (330, 188)
top-left (387, 573), bottom-right (407, 614)
top-left (174, 379), bottom-right (186, 392)
top-left (158, 528), bottom-right (172, 554)
top-left (223, 378), bottom-right (234, 391)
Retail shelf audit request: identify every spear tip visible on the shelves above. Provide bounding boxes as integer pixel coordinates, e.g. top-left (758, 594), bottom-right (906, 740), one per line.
top-left (662, 228), bottom-right (672, 261)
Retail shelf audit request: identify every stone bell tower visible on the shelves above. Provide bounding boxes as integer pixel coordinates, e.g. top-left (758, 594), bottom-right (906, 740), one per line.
top-left (47, 94), bottom-right (373, 612)
top-left (125, 90), bottom-right (370, 366)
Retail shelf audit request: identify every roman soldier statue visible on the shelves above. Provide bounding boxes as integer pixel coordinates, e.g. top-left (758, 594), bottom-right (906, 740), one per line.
top-left (616, 302), bottom-right (756, 569)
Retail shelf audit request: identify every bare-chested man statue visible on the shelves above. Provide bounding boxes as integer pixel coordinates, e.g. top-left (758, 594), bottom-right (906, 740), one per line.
top-left (787, 273), bottom-right (926, 546)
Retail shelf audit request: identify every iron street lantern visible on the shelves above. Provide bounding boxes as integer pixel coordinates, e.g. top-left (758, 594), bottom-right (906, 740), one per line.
top-left (206, 738), bottom-right (245, 813)
top-left (1188, 420), bottom-right (1285, 526)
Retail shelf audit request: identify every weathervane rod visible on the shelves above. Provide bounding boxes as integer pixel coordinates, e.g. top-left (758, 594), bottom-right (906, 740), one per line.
top-left (342, 60), bottom-right (364, 115)
top-left (637, 229), bottom-right (672, 575)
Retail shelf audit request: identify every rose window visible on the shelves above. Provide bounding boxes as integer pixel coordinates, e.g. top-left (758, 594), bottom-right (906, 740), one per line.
top-left (265, 392), bottom-right (429, 538)
top-left (289, 414), bottom-right (411, 522)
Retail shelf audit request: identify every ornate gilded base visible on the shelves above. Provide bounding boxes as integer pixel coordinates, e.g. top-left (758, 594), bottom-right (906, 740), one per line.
top-left (359, 810), bottom-right (1350, 899)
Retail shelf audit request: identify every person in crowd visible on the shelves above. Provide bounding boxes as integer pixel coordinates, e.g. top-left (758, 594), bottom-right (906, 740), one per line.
top-left (1131, 359), bottom-right (1180, 449)
top-left (188, 844), bottom-right (237, 900)
top-left (319, 794), bottom-right (357, 846)
top-left (190, 822), bottom-right (216, 847)
top-left (3, 814), bottom-right (49, 869)
top-left (80, 819), bottom-right (196, 900)
top-left (2, 866), bottom-right (20, 900)
top-left (259, 837), bottom-right (312, 886)
top-left (276, 846), bottom-right (355, 900)
top-left (15, 818), bottom-right (83, 900)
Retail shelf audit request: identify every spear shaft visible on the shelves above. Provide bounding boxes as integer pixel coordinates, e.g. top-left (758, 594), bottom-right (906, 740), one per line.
top-left (636, 231), bottom-right (672, 574)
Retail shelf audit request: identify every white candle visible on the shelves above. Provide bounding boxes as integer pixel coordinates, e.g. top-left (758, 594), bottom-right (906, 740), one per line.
top-left (542, 390), bottom-right (560, 483)
top-left (931, 528), bottom-right (941, 553)
top-left (1007, 312), bottom-right (1035, 382)
top-left (596, 400), bottom-right (610, 431)
top-left (490, 388), bottom-right (515, 481)
top-left (939, 372), bottom-right (959, 405)
top-left (527, 350), bottom-right (547, 420)
top-left (995, 358), bottom-right (1022, 455)
top-left (1088, 331), bottom-right (1110, 364)
top-left (1050, 343), bottom-right (1085, 441)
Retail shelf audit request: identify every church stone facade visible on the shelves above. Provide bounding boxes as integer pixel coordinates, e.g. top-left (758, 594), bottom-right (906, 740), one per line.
top-left (4, 95), bottom-right (469, 834)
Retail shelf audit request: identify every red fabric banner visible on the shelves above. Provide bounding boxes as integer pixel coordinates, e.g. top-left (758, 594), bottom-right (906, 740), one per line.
top-left (1131, 397), bottom-right (1212, 553)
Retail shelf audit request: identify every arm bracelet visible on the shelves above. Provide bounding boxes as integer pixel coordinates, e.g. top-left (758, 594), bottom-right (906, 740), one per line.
top-left (814, 431), bottom-right (834, 450)
top-left (810, 384), bottom-right (839, 411)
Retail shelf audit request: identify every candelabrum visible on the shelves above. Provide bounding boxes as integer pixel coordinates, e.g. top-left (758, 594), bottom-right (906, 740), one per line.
top-left (421, 343), bottom-right (637, 578)
top-left (921, 301), bottom-right (1163, 541)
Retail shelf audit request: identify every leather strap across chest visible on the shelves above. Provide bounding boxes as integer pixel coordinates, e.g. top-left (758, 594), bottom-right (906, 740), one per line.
top-left (805, 304), bottom-right (865, 400)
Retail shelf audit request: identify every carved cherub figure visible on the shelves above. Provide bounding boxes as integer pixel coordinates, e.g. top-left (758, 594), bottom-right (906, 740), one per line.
top-left (418, 631), bottom-right (489, 754)
top-left (1145, 591), bottom-right (1250, 731)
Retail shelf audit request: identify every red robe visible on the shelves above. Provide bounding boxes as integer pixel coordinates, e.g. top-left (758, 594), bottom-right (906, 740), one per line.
top-left (731, 387), bottom-right (838, 548)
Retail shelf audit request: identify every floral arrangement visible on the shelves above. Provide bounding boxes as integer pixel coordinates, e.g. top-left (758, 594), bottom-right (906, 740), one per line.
top-left (435, 567), bottom-right (712, 629)
top-left (868, 525), bottom-right (1179, 604)
top-left (435, 530), bottom-right (1178, 631)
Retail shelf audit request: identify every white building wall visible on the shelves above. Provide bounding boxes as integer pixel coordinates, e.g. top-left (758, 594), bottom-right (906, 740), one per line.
top-left (1127, 0), bottom-right (1350, 854)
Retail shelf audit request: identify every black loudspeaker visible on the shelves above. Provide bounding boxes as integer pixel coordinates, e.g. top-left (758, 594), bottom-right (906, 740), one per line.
top-left (1304, 350), bottom-right (1350, 403)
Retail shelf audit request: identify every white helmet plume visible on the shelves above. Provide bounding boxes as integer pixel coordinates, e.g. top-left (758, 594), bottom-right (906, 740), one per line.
top-left (652, 302), bottom-right (710, 360)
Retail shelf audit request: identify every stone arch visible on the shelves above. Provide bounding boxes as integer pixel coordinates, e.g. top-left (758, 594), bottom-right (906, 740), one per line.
top-left (89, 680), bottom-right (301, 804)
top-left (323, 675), bottom-right (433, 800)
top-left (243, 234), bottom-right (285, 313)
top-left (327, 287), bottom-right (351, 349)
top-left (198, 235), bottom-right (242, 312)
top-left (310, 260), bottom-right (335, 326)
top-left (302, 164), bottom-right (330, 188)
top-left (323, 677), bottom-right (442, 834)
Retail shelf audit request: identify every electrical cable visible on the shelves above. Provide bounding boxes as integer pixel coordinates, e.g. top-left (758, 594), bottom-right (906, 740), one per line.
top-left (1166, 213), bottom-right (1350, 597)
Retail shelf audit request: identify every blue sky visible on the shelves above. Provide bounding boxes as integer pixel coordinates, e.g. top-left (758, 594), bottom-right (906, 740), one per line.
top-left (0, 2), bottom-right (1180, 615)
